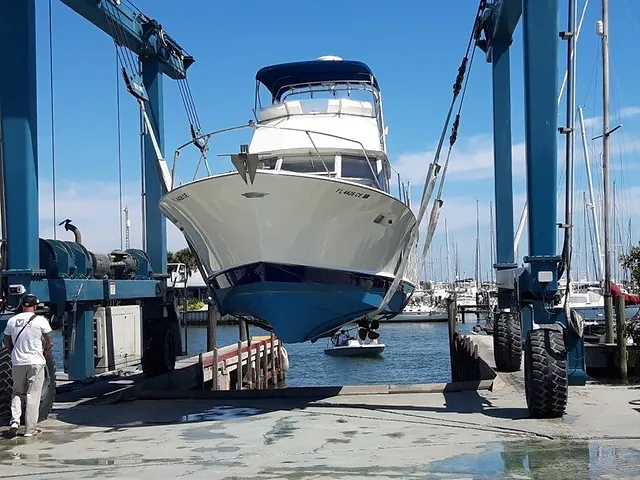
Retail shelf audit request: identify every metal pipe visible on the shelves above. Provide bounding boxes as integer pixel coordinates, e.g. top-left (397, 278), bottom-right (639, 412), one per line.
top-left (600, 0), bottom-right (614, 342)
top-left (562, 0), bottom-right (578, 317)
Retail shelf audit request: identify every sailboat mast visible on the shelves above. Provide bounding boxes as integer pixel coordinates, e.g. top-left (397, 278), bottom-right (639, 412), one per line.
top-left (583, 192), bottom-right (589, 280)
top-left (578, 106), bottom-right (604, 279)
top-left (599, 0), bottom-right (615, 342)
top-left (445, 219), bottom-right (451, 285)
top-left (475, 199), bottom-right (481, 286)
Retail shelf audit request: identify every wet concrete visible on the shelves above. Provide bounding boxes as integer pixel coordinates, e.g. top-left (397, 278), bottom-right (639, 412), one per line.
top-left (0, 336), bottom-right (637, 478)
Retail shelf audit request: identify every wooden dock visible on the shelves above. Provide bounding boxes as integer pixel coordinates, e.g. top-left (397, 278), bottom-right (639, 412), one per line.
top-left (199, 335), bottom-right (287, 390)
top-left (116, 334), bottom-right (289, 399)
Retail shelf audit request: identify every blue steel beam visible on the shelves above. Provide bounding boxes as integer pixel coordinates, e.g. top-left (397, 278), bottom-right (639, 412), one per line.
top-left (0, 0), bottom-right (40, 274)
top-left (522, 0), bottom-right (561, 293)
top-left (491, 42), bottom-right (516, 269)
top-left (58, 0), bottom-right (193, 80)
top-left (142, 59), bottom-right (167, 275)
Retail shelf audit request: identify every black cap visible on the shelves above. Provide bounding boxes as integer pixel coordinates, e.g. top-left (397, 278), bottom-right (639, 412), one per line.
top-left (21, 294), bottom-right (38, 308)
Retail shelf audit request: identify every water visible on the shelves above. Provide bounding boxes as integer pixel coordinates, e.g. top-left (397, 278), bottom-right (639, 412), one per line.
top-left (427, 439), bottom-right (640, 479)
top-left (51, 318), bottom-right (478, 386)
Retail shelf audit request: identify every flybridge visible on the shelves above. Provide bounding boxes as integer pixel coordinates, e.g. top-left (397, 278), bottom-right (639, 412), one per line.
top-left (255, 56), bottom-right (379, 102)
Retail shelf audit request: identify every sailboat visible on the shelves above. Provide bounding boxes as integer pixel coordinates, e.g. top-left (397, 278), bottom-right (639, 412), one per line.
top-left (160, 56), bottom-right (418, 343)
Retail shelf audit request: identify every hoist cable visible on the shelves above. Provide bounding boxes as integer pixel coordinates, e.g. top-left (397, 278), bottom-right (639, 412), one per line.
top-left (104, 1), bottom-right (139, 78)
top-left (48, 0), bottom-right (57, 240)
top-left (116, 49), bottom-right (124, 251)
top-left (436, 42), bottom-right (478, 200)
top-left (182, 79), bottom-right (202, 129)
top-left (419, 44), bottom-right (478, 265)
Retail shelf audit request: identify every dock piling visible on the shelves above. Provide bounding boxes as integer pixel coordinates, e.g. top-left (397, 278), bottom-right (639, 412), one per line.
top-left (614, 295), bottom-right (628, 380)
top-left (447, 296), bottom-right (457, 380)
top-left (212, 348), bottom-right (219, 390)
top-left (270, 333), bottom-right (276, 386)
top-left (262, 343), bottom-right (268, 388)
top-left (236, 341), bottom-right (243, 390)
top-left (206, 301), bottom-right (217, 351)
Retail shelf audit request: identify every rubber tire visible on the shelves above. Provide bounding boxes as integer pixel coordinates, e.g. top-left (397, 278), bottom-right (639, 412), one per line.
top-left (0, 348), bottom-right (56, 426)
top-left (141, 321), bottom-right (177, 377)
top-left (524, 328), bottom-right (568, 419)
top-left (493, 312), bottom-right (522, 372)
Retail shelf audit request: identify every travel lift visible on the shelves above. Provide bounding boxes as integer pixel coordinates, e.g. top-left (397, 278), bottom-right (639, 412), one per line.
top-left (0, 0), bottom-right (202, 421)
top-left (477, 0), bottom-right (587, 418)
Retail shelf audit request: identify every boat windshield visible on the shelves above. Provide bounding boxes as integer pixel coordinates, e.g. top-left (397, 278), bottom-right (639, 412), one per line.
top-left (280, 154), bottom-right (336, 174)
top-left (341, 155), bottom-right (378, 188)
top-left (275, 153), bottom-right (390, 192)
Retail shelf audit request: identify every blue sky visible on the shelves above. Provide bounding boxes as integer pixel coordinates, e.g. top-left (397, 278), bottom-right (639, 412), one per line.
top-left (26, 0), bottom-right (640, 281)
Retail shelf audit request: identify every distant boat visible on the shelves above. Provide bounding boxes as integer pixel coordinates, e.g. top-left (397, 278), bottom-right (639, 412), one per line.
top-left (382, 289), bottom-right (447, 322)
top-left (324, 338), bottom-right (385, 357)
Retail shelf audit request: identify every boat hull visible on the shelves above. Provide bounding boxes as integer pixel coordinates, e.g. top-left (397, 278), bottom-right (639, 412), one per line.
top-left (160, 170), bottom-right (416, 276)
top-left (324, 344), bottom-right (385, 357)
top-left (159, 171), bottom-right (417, 343)
top-left (213, 261), bottom-right (413, 343)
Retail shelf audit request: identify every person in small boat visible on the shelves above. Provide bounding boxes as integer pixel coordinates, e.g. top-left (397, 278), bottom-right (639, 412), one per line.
top-left (335, 330), bottom-right (350, 346)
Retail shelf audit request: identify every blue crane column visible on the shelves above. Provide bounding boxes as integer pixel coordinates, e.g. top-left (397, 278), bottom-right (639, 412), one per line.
top-left (480, 0), bottom-right (586, 387)
top-left (491, 39), bottom-right (517, 310)
top-left (521, 0), bottom-right (561, 294)
top-left (0, 0), bottom-right (40, 280)
top-left (142, 59), bottom-right (167, 275)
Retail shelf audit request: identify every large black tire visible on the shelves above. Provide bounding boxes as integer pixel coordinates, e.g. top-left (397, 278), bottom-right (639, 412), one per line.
top-left (493, 312), bottom-right (522, 372)
top-left (0, 348), bottom-right (56, 425)
top-left (141, 321), bottom-right (177, 377)
top-left (524, 327), bottom-right (568, 419)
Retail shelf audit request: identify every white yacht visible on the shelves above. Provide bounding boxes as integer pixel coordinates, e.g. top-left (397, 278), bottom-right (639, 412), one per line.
top-left (160, 56), bottom-right (418, 343)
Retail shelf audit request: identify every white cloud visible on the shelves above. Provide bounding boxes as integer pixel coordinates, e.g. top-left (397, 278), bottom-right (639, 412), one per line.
top-left (393, 108), bottom-right (640, 188)
top-left (393, 134), bottom-right (527, 185)
top-left (34, 180), bottom-right (187, 255)
top-left (581, 105), bottom-right (640, 130)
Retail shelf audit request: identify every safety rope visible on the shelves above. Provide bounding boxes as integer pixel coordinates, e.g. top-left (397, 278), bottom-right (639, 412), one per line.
top-left (48, 0), bottom-right (57, 240)
top-left (364, 0), bottom-right (487, 321)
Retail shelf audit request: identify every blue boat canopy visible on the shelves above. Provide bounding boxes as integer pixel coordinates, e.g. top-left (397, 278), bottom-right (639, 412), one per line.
top-left (256, 59), bottom-right (379, 101)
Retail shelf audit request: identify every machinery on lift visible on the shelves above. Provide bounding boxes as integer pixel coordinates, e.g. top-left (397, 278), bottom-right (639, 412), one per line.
top-left (476, 0), bottom-right (586, 418)
top-left (0, 0), bottom-right (196, 422)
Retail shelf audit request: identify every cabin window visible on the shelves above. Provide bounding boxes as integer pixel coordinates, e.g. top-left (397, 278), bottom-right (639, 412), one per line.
top-left (377, 166), bottom-right (389, 193)
top-left (258, 157), bottom-right (277, 170)
top-left (280, 155), bottom-right (335, 174)
top-left (341, 155), bottom-right (378, 187)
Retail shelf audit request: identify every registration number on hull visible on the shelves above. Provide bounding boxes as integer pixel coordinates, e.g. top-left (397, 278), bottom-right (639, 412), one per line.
top-left (335, 188), bottom-right (370, 199)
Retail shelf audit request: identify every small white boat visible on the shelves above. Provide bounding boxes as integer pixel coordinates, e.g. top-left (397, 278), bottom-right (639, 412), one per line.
top-left (324, 339), bottom-right (385, 357)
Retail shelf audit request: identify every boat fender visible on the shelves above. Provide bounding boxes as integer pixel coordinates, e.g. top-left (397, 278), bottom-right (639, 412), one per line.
top-left (280, 346), bottom-right (290, 371)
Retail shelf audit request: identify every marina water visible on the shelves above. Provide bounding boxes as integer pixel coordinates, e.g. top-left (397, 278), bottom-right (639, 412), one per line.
top-left (51, 318), bottom-right (478, 386)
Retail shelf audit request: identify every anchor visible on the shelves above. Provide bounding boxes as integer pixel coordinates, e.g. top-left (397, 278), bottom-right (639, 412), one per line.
top-left (227, 144), bottom-right (260, 185)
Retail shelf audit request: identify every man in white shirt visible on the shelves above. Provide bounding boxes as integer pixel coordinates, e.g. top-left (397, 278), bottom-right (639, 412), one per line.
top-left (3, 293), bottom-right (53, 438)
